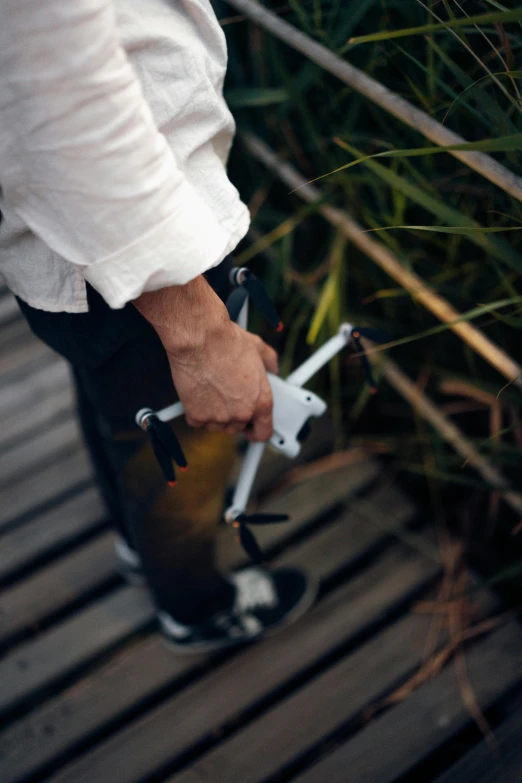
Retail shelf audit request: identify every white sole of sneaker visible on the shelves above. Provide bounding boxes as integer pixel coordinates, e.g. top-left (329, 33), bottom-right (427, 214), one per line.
top-left (160, 570), bottom-right (319, 656)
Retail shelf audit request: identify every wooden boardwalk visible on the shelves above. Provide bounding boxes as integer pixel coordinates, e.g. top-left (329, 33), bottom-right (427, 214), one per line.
top-left (0, 291), bottom-right (521, 783)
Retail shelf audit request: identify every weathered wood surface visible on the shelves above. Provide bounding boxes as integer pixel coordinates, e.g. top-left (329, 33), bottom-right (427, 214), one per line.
top-left (291, 621), bottom-right (522, 783)
top-left (435, 707), bottom-right (522, 783)
top-left (0, 294), bottom-right (520, 783)
top-left (0, 448), bottom-right (92, 532)
top-left (0, 462), bottom-right (386, 719)
top-left (0, 486), bottom-right (104, 584)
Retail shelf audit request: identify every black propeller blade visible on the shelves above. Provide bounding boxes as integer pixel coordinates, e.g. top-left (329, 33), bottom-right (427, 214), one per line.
top-left (225, 285), bottom-right (248, 322)
top-left (144, 414), bottom-right (188, 485)
top-left (243, 272), bottom-right (282, 331)
top-left (237, 523), bottom-right (264, 564)
top-left (147, 424), bottom-right (177, 485)
top-left (151, 416), bottom-right (188, 469)
top-left (235, 512), bottom-right (290, 525)
top-left (227, 268), bottom-right (282, 331)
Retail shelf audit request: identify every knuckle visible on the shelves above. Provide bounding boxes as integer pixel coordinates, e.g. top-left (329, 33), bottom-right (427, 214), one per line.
top-left (238, 404), bottom-right (254, 423)
top-left (259, 393), bottom-right (273, 414)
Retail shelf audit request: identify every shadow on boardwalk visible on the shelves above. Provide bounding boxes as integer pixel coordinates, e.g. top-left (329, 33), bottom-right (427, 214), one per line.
top-left (0, 290), bottom-right (520, 783)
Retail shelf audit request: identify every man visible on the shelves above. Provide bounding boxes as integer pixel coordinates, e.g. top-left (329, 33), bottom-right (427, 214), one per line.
top-left (0, 0), bottom-right (315, 652)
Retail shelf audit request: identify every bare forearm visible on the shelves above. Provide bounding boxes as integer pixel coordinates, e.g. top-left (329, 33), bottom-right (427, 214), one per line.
top-left (133, 276), bottom-right (228, 354)
top-left (133, 279), bottom-right (278, 441)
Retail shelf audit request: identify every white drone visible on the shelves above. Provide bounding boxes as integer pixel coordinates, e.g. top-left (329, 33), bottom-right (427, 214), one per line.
top-left (136, 267), bottom-right (384, 563)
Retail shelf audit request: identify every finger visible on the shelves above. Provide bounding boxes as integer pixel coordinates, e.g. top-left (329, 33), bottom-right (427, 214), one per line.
top-left (206, 422), bottom-right (226, 433)
top-left (247, 411), bottom-right (273, 442)
top-left (207, 421), bottom-right (245, 436)
top-left (185, 416), bottom-right (204, 429)
top-left (248, 388), bottom-right (274, 443)
top-left (256, 339), bottom-right (279, 375)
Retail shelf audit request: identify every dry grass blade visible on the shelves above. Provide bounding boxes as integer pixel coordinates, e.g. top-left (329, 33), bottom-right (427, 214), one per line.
top-left (224, 0), bottom-right (522, 201)
top-left (381, 358), bottom-right (522, 520)
top-left (440, 535), bottom-right (496, 747)
top-left (364, 604), bottom-right (515, 723)
top-left (242, 132), bottom-right (522, 393)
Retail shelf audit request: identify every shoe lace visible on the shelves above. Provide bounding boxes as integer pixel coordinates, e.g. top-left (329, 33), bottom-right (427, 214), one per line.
top-left (232, 568), bottom-right (278, 612)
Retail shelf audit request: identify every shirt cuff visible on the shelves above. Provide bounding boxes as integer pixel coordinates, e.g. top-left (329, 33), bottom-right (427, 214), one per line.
top-left (81, 178), bottom-right (250, 309)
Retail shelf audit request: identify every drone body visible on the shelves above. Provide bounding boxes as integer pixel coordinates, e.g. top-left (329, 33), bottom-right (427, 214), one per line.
top-left (136, 267), bottom-right (383, 563)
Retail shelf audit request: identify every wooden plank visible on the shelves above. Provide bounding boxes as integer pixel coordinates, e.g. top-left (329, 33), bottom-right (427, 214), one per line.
top-left (0, 486), bottom-right (104, 584)
top-left (217, 454), bottom-right (381, 564)
top-left (0, 330), bottom-right (53, 379)
top-left (0, 352), bottom-right (66, 410)
top-left (0, 448), bottom-right (92, 532)
top-left (0, 358), bottom-right (68, 420)
top-left (0, 450), bottom-right (374, 591)
top-left (0, 458), bottom-right (380, 721)
top-left (0, 481), bottom-right (413, 656)
top-left (0, 493), bottom-right (420, 783)
top-left (47, 560), bottom-right (439, 783)
top-left (292, 623), bottom-right (522, 783)
top-left (434, 709), bottom-right (522, 783)
top-left (0, 294), bottom-right (21, 327)
top-left (0, 384), bottom-right (73, 452)
top-left (0, 316), bottom-right (32, 351)
top-left (245, 418), bottom-right (335, 498)
top-left (40, 548), bottom-right (437, 783)
top-left (0, 532), bottom-right (116, 649)
top-left (0, 415), bottom-right (81, 488)
top-left (0, 586), bottom-right (153, 717)
top-left (280, 482), bottom-right (417, 575)
top-left (168, 623), bottom-right (522, 783)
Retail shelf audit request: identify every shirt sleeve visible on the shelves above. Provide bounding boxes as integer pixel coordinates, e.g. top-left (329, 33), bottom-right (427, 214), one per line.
top-left (0, 0), bottom-right (240, 308)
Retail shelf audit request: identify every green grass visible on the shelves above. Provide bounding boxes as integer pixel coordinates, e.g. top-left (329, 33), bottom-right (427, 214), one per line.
top-left (217, 0), bottom-right (522, 564)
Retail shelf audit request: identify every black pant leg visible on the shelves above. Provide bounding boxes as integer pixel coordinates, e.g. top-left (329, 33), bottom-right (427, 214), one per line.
top-left (17, 286), bottom-right (236, 624)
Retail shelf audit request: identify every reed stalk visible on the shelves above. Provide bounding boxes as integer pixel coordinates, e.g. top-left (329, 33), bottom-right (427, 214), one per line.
top-left (224, 0), bottom-right (522, 203)
top-left (242, 132), bottom-right (522, 392)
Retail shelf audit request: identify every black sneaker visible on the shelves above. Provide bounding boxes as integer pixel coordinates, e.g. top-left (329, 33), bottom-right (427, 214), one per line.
top-left (158, 566), bottom-right (318, 655)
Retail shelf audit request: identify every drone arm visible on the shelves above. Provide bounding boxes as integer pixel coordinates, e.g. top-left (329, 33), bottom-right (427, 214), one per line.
top-left (225, 441), bottom-right (266, 521)
top-left (285, 323), bottom-right (353, 388)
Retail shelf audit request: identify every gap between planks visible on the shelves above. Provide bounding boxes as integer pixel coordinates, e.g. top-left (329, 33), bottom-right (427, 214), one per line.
top-left (0, 448), bottom-right (93, 534)
top-left (0, 473), bottom-right (399, 652)
top-left (291, 622), bottom-right (522, 783)
top-left (0, 478), bottom-right (416, 782)
top-left (0, 458), bottom-right (383, 718)
top-left (167, 619), bottom-right (522, 783)
top-left (46, 545), bottom-right (439, 783)
top-left (0, 486), bottom-right (104, 586)
top-left (24, 541), bottom-right (433, 783)
top-left (433, 707), bottom-right (522, 783)
top-left (0, 416), bottom-right (337, 588)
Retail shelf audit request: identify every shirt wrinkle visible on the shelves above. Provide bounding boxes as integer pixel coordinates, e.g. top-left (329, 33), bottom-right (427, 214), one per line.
top-left (0, 0), bottom-right (250, 312)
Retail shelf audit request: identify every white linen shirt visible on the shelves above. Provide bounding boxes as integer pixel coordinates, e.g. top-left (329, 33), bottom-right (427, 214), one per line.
top-left (0, 0), bottom-right (250, 312)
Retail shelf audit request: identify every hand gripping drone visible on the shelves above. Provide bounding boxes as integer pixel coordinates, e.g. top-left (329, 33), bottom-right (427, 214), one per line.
top-left (136, 267), bottom-right (386, 564)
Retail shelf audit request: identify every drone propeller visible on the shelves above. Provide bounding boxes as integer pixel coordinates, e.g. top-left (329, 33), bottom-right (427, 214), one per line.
top-left (226, 285), bottom-right (248, 323)
top-left (236, 522), bottom-right (264, 564)
top-left (226, 268), bottom-right (283, 331)
top-left (235, 512), bottom-right (290, 525)
top-left (144, 414), bottom-right (188, 486)
top-left (230, 511), bottom-right (290, 564)
top-left (151, 416), bottom-right (188, 469)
